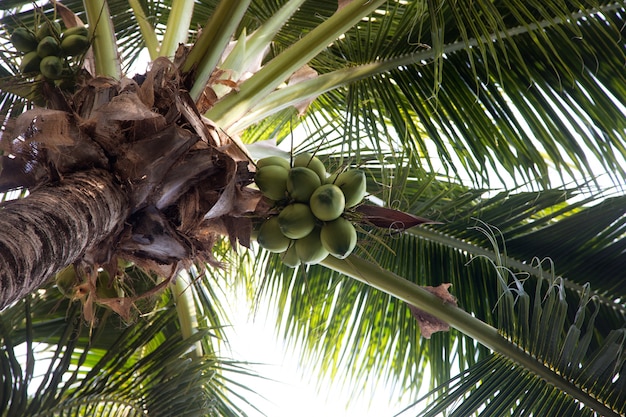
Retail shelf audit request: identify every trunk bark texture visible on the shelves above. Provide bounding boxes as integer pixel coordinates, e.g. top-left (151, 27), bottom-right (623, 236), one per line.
top-left (0, 170), bottom-right (128, 310)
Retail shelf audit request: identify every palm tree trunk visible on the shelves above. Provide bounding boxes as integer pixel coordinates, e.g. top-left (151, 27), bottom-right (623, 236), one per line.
top-left (0, 170), bottom-right (128, 310)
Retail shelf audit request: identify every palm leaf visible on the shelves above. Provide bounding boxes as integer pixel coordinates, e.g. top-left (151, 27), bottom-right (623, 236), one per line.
top-left (397, 271), bottom-right (625, 416)
top-left (3, 0), bottom-right (624, 187)
top-left (1, 0), bottom-right (625, 413)
top-left (0, 284), bottom-right (259, 417)
top-left (253, 156), bottom-right (624, 399)
top-left (245, 0), bottom-right (626, 187)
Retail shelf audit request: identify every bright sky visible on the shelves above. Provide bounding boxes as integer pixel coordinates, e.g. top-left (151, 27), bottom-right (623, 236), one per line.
top-left (221, 285), bottom-right (417, 417)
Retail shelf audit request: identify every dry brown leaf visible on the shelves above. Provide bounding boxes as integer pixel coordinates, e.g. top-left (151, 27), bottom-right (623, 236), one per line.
top-left (408, 283), bottom-right (457, 339)
top-left (97, 93), bottom-right (164, 121)
top-left (173, 44), bottom-right (190, 68)
top-left (214, 78), bottom-right (239, 89)
top-left (201, 159), bottom-right (240, 220)
top-left (95, 296), bottom-right (134, 321)
top-left (119, 206), bottom-right (191, 264)
top-left (217, 216), bottom-right (253, 249)
top-left (233, 180), bottom-right (263, 215)
top-left (355, 205), bottom-right (440, 230)
top-left (177, 94), bottom-right (216, 145)
top-left (15, 108), bottom-right (74, 147)
top-left (214, 130), bottom-right (254, 162)
top-left (196, 86), bottom-right (219, 114)
top-left (337, 0), bottom-right (353, 11)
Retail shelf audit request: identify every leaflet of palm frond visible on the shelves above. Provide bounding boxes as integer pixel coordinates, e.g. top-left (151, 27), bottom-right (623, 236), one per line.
top-left (355, 204), bottom-right (440, 230)
top-left (504, 194), bottom-right (626, 299)
top-left (0, 292), bottom-right (255, 417)
top-left (400, 280), bottom-right (625, 417)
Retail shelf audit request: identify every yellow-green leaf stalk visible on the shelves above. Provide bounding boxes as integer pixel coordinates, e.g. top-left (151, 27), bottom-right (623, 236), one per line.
top-left (226, 0), bottom-right (308, 79)
top-left (182, 0), bottom-right (252, 100)
top-left (205, 0), bottom-right (386, 130)
top-left (83, 0), bottom-right (121, 79)
top-left (159, 0), bottom-right (195, 59)
top-left (128, 0), bottom-right (159, 60)
top-left (173, 270), bottom-right (203, 358)
top-left (229, 45), bottom-right (446, 131)
top-left (320, 254), bottom-right (618, 417)
top-left (231, 61), bottom-right (390, 131)
top-left (213, 0), bottom-right (308, 100)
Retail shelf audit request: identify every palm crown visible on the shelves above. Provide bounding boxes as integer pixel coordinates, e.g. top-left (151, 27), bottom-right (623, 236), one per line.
top-left (0, 1), bottom-right (624, 416)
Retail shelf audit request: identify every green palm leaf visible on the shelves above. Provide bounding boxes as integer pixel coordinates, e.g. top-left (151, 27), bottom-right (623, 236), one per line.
top-left (254, 159), bottom-right (624, 399)
top-left (1, 0), bottom-right (625, 415)
top-left (397, 274), bottom-right (625, 416)
top-left (2, 1), bottom-right (625, 186)
top-left (0, 285), bottom-right (258, 417)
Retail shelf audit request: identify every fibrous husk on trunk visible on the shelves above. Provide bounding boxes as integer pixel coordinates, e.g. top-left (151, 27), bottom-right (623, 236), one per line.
top-left (0, 57), bottom-right (263, 321)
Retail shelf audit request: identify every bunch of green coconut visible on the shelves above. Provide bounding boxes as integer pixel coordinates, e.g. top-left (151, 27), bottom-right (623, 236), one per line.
top-left (255, 153), bottom-right (366, 267)
top-left (10, 18), bottom-right (89, 80)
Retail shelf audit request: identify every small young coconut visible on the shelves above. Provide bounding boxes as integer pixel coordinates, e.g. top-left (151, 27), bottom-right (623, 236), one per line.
top-left (20, 51), bottom-right (42, 73)
top-left (278, 203), bottom-right (316, 239)
top-left (37, 35), bottom-right (60, 58)
top-left (321, 217), bottom-right (357, 259)
top-left (39, 55), bottom-right (64, 80)
top-left (60, 34), bottom-right (90, 56)
top-left (287, 167), bottom-right (321, 202)
top-left (257, 216), bottom-right (291, 253)
top-left (310, 184), bottom-right (345, 221)
top-left (255, 165), bottom-right (289, 201)
top-left (293, 152), bottom-right (326, 183)
top-left (295, 227), bottom-right (329, 265)
top-left (11, 27), bottom-right (38, 53)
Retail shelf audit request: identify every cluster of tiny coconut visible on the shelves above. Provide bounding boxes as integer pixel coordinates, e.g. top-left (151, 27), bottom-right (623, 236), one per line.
top-left (10, 18), bottom-right (89, 80)
top-left (254, 153), bottom-right (366, 267)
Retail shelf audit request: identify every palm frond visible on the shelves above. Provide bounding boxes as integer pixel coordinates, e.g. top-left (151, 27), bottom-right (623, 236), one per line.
top-left (237, 0), bottom-right (626, 187)
top-left (398, 270), bottom-right (625, 417)
top-left (252, 153), bottom-right (624, 400)
top-left (0, 284), bottom-right (260, 417)
top-left (3, 1), bottom-right (626, 187)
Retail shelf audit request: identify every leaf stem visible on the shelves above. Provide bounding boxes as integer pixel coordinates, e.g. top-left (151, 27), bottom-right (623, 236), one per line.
top-left (218, 0), bottom-right (307, 82)
top-left (128, 0), bottom-right (159, 60)
top-left (173, 271), bottom-right (203, 359)
top-left (159, 0), bottom-right (195, 59)
top-left (82, 0), bottom-right (121, 79)
top-left (320, 254), bottom-right (621, 417)
top-left (182, 0), bottom-right (252, 100)
top-left (205, 0), bottom-right (386, 129)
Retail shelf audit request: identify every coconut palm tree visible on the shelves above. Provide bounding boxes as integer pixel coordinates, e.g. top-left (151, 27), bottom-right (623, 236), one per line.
top-left (0, 1), bottom-right (624, 416)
